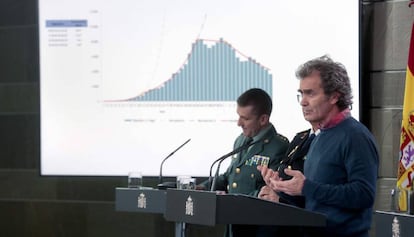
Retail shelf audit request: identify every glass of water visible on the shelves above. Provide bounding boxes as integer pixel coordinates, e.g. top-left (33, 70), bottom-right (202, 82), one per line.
top-left (128, 172), bottom-right (143, 189)
top-left (176, 175), bottom-right (196, 190)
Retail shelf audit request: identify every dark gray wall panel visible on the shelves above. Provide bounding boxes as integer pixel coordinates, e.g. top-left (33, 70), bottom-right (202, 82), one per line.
top-left (369, 1), bottom-right (413, 71)
top-left (374, 178), bottom-right (397, 211)
top-left (0, 201), bottom-right (175, 237)
top-left (0, 115), bottom-right (39, 169)
top-left (369, 71), bottom-right (405, 108)
top-left (370, 108), bottom-right (401, 178)
top-left (0, 0), bottom-right (37, 27)
top-left (0, 84), bottom-right (39, 113)
top-left (0, 26), bottom-right (39, 83)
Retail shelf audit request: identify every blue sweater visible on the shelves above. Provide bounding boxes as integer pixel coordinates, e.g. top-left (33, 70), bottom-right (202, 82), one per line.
top-left (303, 117), bottom-right (379, 237)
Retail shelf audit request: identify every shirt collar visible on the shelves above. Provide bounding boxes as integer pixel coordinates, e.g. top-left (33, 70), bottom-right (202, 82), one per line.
top-left (311, 128), bottom-right (321, 136)
top-left (320, 108), bottom-right (351, 130)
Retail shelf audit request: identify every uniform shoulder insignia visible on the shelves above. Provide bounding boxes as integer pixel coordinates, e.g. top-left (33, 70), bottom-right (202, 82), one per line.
top-left (297, 129), bottom-right (311, 135)
top-left (276, 133), bottom-right (289, 142)
top-left (297, 129), bottom-right (311, 139)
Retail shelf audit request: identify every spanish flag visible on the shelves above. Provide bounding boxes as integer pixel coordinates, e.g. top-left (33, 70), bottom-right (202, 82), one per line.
top-left (397, 23), bottom-right (414, 211)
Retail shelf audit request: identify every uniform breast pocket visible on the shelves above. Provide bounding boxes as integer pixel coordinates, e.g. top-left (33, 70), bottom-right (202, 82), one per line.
top-left (242, 165), bottom-right (261, 188)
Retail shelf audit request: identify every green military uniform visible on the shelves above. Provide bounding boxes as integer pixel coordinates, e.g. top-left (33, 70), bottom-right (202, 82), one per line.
top-left (212, 123), bottom-right (288, 237)
top-left (214, 124), bottom-right (289, 196)
top-left (197, 124), bottom-right (288, 237)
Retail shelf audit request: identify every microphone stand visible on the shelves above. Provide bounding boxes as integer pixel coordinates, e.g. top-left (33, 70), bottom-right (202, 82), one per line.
top-left (157, 138), bottom-right (191, 189)
top-left (210, 158), bottom-right (226, 192)
top-left (209, 139), bottom-right (258, 191)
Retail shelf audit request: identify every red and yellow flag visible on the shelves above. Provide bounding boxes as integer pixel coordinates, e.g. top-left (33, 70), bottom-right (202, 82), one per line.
top-left (397, 23), bottom-right (414, 211)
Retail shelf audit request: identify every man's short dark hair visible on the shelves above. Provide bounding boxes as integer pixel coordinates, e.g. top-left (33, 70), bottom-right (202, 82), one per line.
top-left (237, 88), bottom-right (272, 116)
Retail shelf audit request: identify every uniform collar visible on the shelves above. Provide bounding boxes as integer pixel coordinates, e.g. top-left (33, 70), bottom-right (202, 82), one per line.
top-left (250, 123), bottom-right (272, 143)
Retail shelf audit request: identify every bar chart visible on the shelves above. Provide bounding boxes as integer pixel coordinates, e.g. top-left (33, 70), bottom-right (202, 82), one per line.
top-left (128, 39), bottom-right (272, 101)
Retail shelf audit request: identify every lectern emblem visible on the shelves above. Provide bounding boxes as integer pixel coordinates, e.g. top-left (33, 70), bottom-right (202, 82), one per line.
top-left (137, 193), bottom-right (147, 209)
top-left (185, 195), bottom-right (194, 216)
top-left (392, 216), bottom-right (400, 237)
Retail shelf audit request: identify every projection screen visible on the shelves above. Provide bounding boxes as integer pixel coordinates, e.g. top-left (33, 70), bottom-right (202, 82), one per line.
top-left (39, 0), bottom-right (360, 176)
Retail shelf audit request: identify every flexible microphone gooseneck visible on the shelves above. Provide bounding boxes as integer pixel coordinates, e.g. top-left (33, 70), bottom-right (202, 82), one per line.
top-left (209, 139), bottom-right (259, 191)
top-left (157, 138), bottom-right (191, 189)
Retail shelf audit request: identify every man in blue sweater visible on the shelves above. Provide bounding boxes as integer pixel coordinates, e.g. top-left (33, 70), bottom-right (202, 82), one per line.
top-left (259, 55), bottom-right (379, 237)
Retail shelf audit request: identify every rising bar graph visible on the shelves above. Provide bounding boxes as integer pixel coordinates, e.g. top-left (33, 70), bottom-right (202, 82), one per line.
top-left (127, 38), bottom-right (273, 101)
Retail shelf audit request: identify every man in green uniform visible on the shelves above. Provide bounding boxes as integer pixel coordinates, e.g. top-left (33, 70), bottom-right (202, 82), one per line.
top-left (199, 88), bottom-right (289, 236)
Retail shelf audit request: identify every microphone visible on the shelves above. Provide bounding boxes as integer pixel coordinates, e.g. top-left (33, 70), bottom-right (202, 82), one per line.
top-left (209, 138), bottom-right (259, 191)
top-left (157, 138), bottom-right (191, 190)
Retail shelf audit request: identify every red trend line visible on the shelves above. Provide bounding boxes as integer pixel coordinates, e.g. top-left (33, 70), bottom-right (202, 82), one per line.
top-left (104, 38), bottom-right (271, 102)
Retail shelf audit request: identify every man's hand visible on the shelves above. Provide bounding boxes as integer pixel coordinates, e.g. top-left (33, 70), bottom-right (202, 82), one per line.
top-left (268, 168), bottom-right (305, 196)
top-left (258, 185), bottom-right (279, 202)
top-left (257, 165), bottom-right (281, 187)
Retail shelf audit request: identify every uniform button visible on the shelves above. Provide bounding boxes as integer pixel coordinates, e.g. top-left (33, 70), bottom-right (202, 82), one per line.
top-left (251, 173), bottom-right (255, 178)
top-left (227, 185), bottom-right (229, 190)
top-left (232, 182), bottom-right (237, 188)
top-left (235, 168), bottom-right (241, 174)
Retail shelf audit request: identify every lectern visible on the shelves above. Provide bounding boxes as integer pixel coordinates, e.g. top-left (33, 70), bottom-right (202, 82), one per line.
top-left (164, 189), bottom-right (326, 227)
top-left (115, 188), bottom-right (326, 237)
top-left (115, 187), bottom-right (166, 214)
top-left (374, 210), bottom-right (414, 237)
top-left (115, 187), bottom-right (187, 237)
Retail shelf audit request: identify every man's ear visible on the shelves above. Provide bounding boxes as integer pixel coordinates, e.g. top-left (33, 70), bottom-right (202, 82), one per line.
top-left (329, 92), bottom-right (340, 105)
top-left (259, 114), bottom-right (270, 125)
